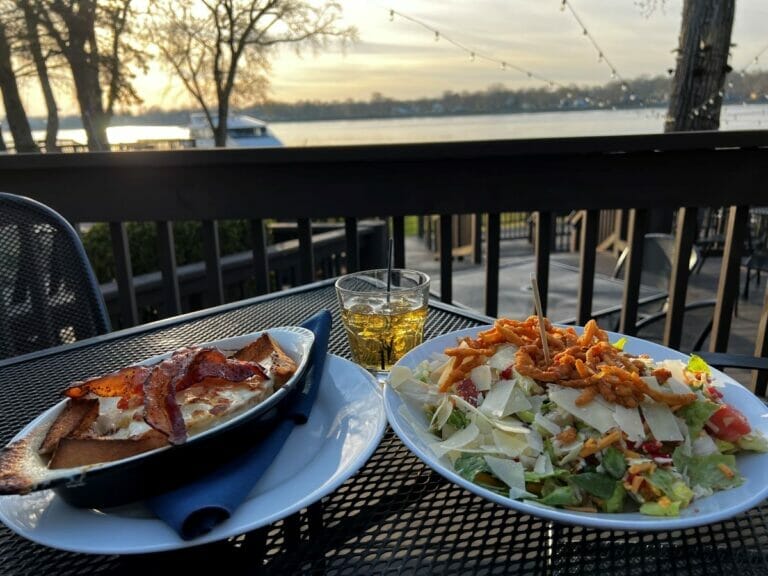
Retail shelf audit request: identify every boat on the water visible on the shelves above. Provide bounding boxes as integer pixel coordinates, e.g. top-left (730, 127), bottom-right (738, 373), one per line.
top-left (188, 112), bottom-right (282, 148)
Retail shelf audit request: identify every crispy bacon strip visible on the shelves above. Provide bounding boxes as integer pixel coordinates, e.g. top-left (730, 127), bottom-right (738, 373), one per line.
top-left (143, 347), bottom-right (267, 444)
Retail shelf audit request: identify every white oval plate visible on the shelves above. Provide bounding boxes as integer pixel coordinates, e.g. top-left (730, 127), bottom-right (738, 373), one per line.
top-left (0, 354), bottom-right (386, 553)
top-left (385, 325), bottom-right (768, 531)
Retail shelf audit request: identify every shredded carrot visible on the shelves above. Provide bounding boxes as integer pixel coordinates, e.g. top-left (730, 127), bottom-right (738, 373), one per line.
top-left (630, 475), bottom-right (644, 493)
top-left (579, 429), bottom-right (622, 457)
top-left (718, 462), bottom-right (735, 478)
top-left (628, 462), bottom-right (657, 476)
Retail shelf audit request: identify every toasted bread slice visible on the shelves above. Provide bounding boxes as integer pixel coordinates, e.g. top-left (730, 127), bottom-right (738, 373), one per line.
top-left (234, 333), bottom-right (298, 388)
top-left (39, 398), bottom-right (100, 455)
top-left (48, 430), bottom-right (169, 469)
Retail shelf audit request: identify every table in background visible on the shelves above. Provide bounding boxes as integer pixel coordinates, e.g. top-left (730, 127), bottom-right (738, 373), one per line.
top-left (0, 280), bottom-right (766, 575)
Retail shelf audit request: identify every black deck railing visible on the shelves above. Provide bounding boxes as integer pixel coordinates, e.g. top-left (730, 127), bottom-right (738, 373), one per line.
top-left (1, 130), bottom-right (767, 390)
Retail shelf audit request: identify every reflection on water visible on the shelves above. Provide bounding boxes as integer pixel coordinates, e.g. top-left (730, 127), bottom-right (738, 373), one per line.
top-left (22, 104), bottom-right (768, 148)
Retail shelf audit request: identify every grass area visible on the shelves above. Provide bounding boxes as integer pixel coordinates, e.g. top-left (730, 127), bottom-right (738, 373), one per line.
top-left (405, 216), bottom-right (419, 236)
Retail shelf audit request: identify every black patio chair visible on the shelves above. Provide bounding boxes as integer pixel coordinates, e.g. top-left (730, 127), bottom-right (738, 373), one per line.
top-left (0, 193), bottom-right (110, 360)
top-left (697, 352), bottom-right (768, 397)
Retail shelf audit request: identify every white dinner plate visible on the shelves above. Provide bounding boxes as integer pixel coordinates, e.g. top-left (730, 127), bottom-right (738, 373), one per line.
top-left (385, 325), bottom-right (768, 531)
top-left (0, 354), bottom-right (386, 553)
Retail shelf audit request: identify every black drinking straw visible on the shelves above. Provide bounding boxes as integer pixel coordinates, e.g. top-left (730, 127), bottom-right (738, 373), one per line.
top-left (386, 237), bottom-right (394, 303)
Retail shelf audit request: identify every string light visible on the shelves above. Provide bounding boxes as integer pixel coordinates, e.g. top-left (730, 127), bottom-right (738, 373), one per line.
top-left (559, 0), bottom-right (639, 103)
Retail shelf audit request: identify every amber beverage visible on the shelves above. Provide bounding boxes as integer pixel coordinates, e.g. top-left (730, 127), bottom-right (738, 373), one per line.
top-left (336, 270), bottom-right (430, 371)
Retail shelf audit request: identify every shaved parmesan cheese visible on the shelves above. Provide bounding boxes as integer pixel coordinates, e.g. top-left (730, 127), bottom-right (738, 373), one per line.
top-left (640, 401), bottom-right (684, 442)
top-left (667, 377), bottom-right (694, 396)
top-left (492, 429), bottom-right (528, 457)
top-left (534, 452), bottom-right (554, 475)
top-left (484, 456), bottom-right (535, 499)
top-left (389, 365), bottom-right (413, 388)
top-left (660, 359), bottom-right (688, 385)
top-left (451, 395), bottom-right (493, 434)
top-left (431, 422), bottom-right (480, 458)
top-left (480, 380), bottom-right (515, 418)
top-left (490, 417), bottom-right (531, 435)
top-left (613, 404), bottom-right (645, 442)
top-left (525, 427), bottom-right (544, 455)
top-left (549, 385), bottom-right (616, 433)
top-left (488, 344), bottom-right (517, 371)
top-left (534, 413), bottom-right (562, 436)
top-left (470, 365), bottom-right (492, 391)
top-left (430, 395), bottom-right (453, 431)
top-left (559, 441), bottom-right (585, 465)
top-left (642, 376), bottom-right (663, 392)
top-left (507, 385), bottom-right (533, 414)
top-left (395, 378), bottom-right (443, 405)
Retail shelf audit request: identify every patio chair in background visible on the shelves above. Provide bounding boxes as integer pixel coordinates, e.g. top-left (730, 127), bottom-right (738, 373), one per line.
top-left (0, 193), bottom-right (110, 360)
top-left (697, 352), bottom-right (768, 396)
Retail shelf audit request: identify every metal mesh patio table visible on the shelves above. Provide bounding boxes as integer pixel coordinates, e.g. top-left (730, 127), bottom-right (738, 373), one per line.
top-left (0, 280), bottom-right (766, 575)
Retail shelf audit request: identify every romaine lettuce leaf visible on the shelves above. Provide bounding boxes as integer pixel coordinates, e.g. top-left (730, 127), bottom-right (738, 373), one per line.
top-left (570, 473), bottom-right (617, 500)
top-left (737, 431), bottom-right (768, 453)
top-left (686, 354), bottom-right (711, 375)
top-left (648, 468), bottom-right (694, 506)
top-left (601, 482), bottom-right (626, 513)
top-left (640, 500), bottom-right (681, 516)
top-left (602, 446), bottom-right (627, 480)
top-left (537, 485), bottom-right (581, 507)
top-left (673, 447), bottom-right (744, 490)
top-left (677, 400), bottom-right (719, 439)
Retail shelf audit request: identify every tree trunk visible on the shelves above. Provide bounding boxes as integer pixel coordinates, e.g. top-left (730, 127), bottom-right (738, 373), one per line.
top-left (214, 101), bottom-right (228, 147)
top-left (0, 23), bottom-right (38, 153)
top-left (22, 3), bottom-right (59, 152)
top-left (70, 53), bottom-right (109, 151)
top-left (665, 0), bottom-right (735, 132)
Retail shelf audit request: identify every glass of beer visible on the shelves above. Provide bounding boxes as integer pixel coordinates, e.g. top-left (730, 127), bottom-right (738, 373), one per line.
top-left (336, 269), bottom-right (430, 371)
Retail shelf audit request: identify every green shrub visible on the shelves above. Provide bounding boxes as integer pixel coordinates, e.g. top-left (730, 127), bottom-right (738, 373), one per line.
top-left (82, 220), bottom-right (254, 283)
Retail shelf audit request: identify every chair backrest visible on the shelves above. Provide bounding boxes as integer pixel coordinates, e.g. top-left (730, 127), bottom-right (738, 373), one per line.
top-left (0, 193), bottom-right (110, 360)
top-left (613, 233), bottom-right (700, 293)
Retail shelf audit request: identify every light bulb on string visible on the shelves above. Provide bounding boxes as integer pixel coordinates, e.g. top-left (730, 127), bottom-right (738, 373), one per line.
top-left (560, 0), bottom-right (567, 11)
top-left (597, 52), bottom-right (603, 63)
top-left (629, 93), bottom-right (636, 101)
top-left (434, 30), bottom-right (440, 42)
top-left (582, 28), bottom-right (588, 36)
top-left (610, 71), bottom-right (617, 80)
top-left (469, 52), bottom-right (476, 62)
top-left (621, 84), bottom-right (628, 92)
top-left (501, 61), bottom-right (507, 71)
top-left (389, 9), bottom-right (394, 22)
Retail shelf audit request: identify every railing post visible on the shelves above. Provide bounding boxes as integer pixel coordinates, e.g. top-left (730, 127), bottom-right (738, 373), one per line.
top-left (663, 207), bottom-right (697, 349)
top-left (297, 218), bottom-right (315, 285)
top-left (392, 216), bottom-right (406, 269)
top-left (344, 217), bottom-right (359, 273)
top-left (619, 209), bottom-right (649, 336)
top-left (473, 213), bottom-right (482, 265)
top-left (202, 220), bottom-right (224, 306)
top-left (753, 283), bottom-right (768, 396)
top-left (439, 214), bottom-right (452, 304)
top-left (251, 219), bottom-right (270, 295)
top-left (109, 222), bottom-right (138, 327)
top-left (710, 206), bottom-right (749, 352)
top-left (577, 210), bottom-right (599, 325)
top-left (534, 211), bottom-right (552, 315)
top-left (156, 221), bottom-right (181, 317)
top-left (485, 213), bottom-right (500, 318)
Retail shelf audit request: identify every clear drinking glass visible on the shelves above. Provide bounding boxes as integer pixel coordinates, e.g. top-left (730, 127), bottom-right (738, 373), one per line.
top-left (335, 269), bottom-right (430, 372)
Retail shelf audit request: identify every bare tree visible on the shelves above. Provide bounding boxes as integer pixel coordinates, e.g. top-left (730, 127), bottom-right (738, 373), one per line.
top-left (34, 0), bottom-right (145, 151)
top-left (149, 0), bottom-right (356, 147)
top-left (0, 14), bottom-right (37, 152)
top-left (17, 1), bottom-right (59, 151)
top-left (664, 0), bottom-right (735, 132)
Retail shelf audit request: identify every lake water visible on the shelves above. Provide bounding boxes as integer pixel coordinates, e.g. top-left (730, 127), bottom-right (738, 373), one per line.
top-left (41, 104), bottom-right (768, 148)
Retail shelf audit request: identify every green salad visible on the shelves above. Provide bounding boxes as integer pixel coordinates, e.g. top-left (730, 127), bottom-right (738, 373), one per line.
top-left (391, 318), bottom-right (768, 516)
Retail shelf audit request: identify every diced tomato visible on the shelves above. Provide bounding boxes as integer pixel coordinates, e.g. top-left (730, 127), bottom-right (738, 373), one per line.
top-left (708, 404), bottom-right (751, 442)
top-left (706, 386), bottom-right (723, 400)
top-left (500, 366), bottom-right (513, 380)
top-left (455, 379), bottom-right (480, 407)
top-left (641, 440), bottom-right (664, 457)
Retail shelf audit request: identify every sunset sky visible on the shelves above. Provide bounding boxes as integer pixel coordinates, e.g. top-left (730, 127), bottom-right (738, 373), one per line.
top-left (18, 0), bottom-right (768, 116)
